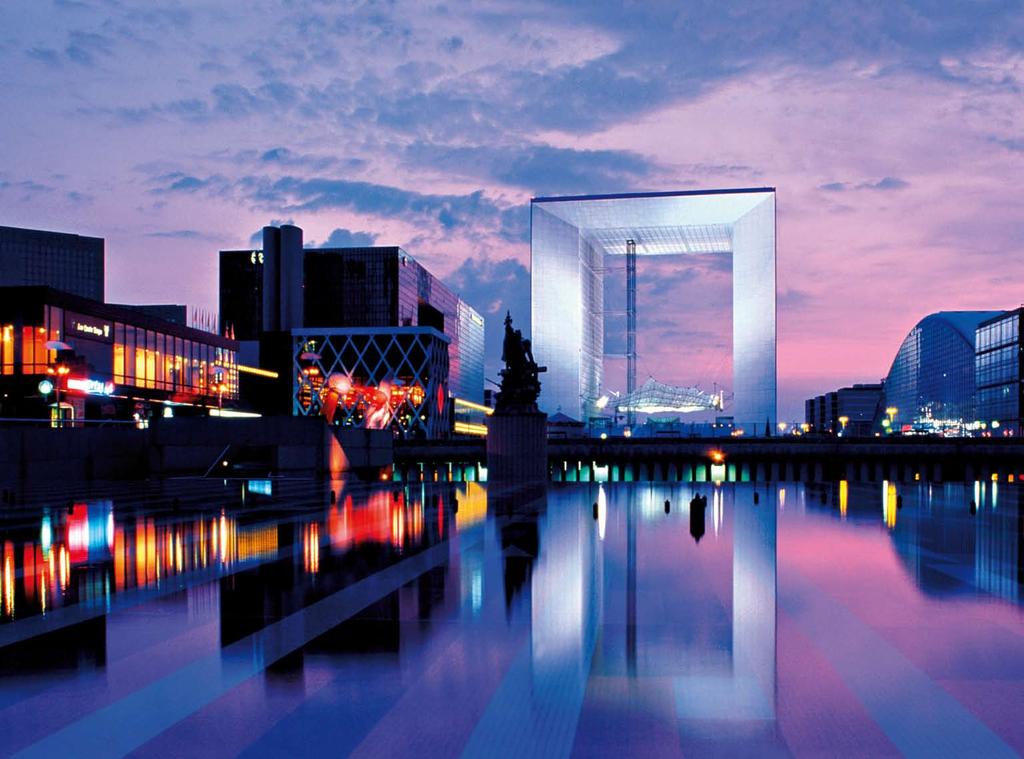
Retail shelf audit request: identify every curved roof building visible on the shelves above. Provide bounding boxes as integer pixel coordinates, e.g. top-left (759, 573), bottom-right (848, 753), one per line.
top-left (881, 311), bottom-right (1001, 432)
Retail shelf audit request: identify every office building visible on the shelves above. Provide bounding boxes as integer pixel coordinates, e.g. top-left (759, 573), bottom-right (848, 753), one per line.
top-left (531, 189), bottom-right (775, 432)
top-left (804, 383), bottom-right (883, 436)
top-left (975, 308), bottom-right (1023, 435)
top-left (880, 311), bottom-right (1000, 434)
top-left (0, 286), bottom-right (238, 424)
top-left (0, 225), bottom-right (104, 301)
top-left (220, 226), bottom-right (485, 437)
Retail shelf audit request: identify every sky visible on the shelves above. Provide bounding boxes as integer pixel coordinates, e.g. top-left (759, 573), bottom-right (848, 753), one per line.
top-left (1, 0), bottom-right (1022, 420)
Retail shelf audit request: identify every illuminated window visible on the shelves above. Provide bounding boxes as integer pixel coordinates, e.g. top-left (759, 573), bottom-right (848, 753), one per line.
top-left (1, 325), bottom-right (12, 375)
top-left (20, 326), bottom-right (50, 374)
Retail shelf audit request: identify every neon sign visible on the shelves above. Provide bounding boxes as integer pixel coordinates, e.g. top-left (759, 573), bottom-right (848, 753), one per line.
top-left (67, 377), bottom-right (115, 395)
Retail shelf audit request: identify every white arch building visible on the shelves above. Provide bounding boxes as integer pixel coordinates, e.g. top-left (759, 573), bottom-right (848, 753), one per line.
top-left (530, 188), bottom-right (776, 431)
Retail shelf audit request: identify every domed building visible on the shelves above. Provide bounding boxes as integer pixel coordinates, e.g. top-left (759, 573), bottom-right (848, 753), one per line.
top-left (880, 311), bottom-right (1001, 434)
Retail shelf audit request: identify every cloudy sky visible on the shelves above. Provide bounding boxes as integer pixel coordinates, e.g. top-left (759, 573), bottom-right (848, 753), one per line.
top-left (2, 1), bottom-right (1022, 418)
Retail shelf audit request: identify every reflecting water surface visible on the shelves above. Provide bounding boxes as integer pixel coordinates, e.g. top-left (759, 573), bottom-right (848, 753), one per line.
top-left (0, 479), bottom-right (1022, 757)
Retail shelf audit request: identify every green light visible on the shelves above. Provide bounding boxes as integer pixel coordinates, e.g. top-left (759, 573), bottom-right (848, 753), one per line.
top-left (37, 379), bottom-right (54, 395)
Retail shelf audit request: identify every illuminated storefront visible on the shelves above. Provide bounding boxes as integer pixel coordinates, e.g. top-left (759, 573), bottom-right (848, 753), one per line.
top-left (0, 286), bottom-right (238, 422)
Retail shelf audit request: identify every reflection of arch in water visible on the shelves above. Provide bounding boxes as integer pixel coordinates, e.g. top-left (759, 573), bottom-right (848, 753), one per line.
top-left (730, 486), bottom-right (777, 721)
top-left (535, 485), bottom-right (777, 726)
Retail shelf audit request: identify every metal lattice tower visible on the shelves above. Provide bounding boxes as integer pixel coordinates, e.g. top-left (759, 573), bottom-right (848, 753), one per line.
top-left (625, 238), bottom-right (637, 428)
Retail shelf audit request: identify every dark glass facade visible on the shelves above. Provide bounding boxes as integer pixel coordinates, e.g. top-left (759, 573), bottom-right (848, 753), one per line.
top-left (880, 311), bottom-right (1000, 434)
top-left (976, 309), bottom-right (1022, 434)
top-left (304, 248), bottom-right (398, 327)
top-left (0, 225), bottom-right (104, 301)
top-left (219, 250), bottom-right (264, 340)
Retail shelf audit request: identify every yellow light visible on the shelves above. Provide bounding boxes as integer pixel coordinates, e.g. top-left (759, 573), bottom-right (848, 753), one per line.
top-left (778, 422), bottom-right (787, 432)
top-left (710, 450), bottom-right (724, 464)
top-left (209, 409), bottom-right (261, 418)
top-left (456, 482), bottom-right (488, 529)
top-left (623, 428), bottom-right (632, 438)
top-left (884, 481), bottom-right (897, 529)
top-left (453, 397), bottom-right (494, 415)
top-left (839, 479), bottom-right (848, 519)
top-left (454, 421), bottom-right (488, 436)
top-left (600, 432), bottom-right (608, 440)
top-left (237, 364), bottom-right (279, 379)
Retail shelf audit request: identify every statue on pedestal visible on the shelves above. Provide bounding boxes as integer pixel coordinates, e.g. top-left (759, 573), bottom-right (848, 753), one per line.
top-left (495, 311), bottom-right (546, 414)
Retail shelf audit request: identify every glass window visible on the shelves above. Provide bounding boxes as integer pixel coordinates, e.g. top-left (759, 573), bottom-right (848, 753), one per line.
top-left (125, 326), bottom-right (135, 383)
top-left (114, 323), bottom-right (125, 382)
top-left (183, 339), bottom-right (192, 389)
top-left (1, 324), bottom-right (13, 375)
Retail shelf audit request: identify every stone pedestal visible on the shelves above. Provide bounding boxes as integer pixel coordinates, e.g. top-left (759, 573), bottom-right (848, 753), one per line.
top-left (486, 411), bottom-right (548, 486)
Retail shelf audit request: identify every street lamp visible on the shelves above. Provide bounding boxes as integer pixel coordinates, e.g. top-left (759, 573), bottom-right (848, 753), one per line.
top-left (838, 415), bottom-right (849, 435)
top-left (778, 421), bottom-right (788, 435)
top-left (884, 406), bottom-right (898, 435)
top-left (45, 340), bottom-right (73, 429)
top-left (47, 363), bottom-right (70, 428)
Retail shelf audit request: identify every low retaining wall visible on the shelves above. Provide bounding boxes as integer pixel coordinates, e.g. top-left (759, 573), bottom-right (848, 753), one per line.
top-left (0, 417), bottom-right (392, 485)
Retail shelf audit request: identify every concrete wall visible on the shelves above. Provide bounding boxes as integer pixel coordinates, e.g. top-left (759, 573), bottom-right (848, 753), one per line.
top-left (0, 417), bottom-right (392, 485)
top-left (0, 426), bottom-right (148, 483)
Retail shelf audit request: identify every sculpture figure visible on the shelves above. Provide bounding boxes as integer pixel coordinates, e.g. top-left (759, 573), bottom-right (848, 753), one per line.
top-left (496, 311), bottom-right (546, 414)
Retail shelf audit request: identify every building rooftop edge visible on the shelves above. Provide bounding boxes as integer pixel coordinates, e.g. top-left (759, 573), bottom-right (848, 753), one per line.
top-left (0, 286), bottom-right (236, 348)
top-left (0, 224), bottom-right (104, 243)
top-left (531, 187), bottom-right (776, 204)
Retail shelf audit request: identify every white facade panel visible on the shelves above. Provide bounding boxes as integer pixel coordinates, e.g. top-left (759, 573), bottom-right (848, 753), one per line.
top-left (531, 189), bottom-right (776, 432)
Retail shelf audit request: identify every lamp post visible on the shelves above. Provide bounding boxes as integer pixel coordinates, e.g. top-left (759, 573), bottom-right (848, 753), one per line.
top-left (45, 340), bottom-right (73, 429)
top-left (838, 415), bottom-right (849, 436)
top-left (778, 421), bottom-right (788, 436)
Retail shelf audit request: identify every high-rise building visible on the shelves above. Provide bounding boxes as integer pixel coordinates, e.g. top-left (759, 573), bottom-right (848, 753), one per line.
top-left (880, 311), bottom-right (1000, 434)
top-left (219, 249), bottom-right (264, 341)
top-left (219, 227), bottom-right (485, 436)
top-left (975, 308), bottom-right (1023, 435)
top-left (0, 225), bottom-right (104, 301)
